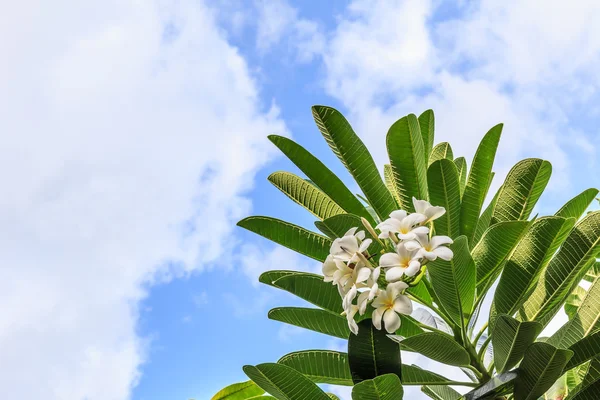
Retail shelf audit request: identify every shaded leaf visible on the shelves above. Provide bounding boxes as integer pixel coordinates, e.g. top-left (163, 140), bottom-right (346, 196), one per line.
top-left (419, 109), bottom-right (435, 161)
top-left (492, 315), bottom-right (542, 373)
top-left (270, 273), bottom-right (344, 314)
top-left (348, 319), bottom-right (402, 383)
top-left (390, 332), bottom-right (470, 366)
top-left (454, 157), bottom-right (467, 197)
top-left (462, 371), bottom-right (518, 400)
top-left (429, 142), bottom-right (454, 165)
top-left (351, 374), bottom-right (404, 400)
top-left (277, 350), bottom-right (351, 386)
top-left (384, 164), bottom-right (402, 207)
top-left (421, 385), bottom-right (461, 400)
top-left (211, 380), bottom-right (265, 400)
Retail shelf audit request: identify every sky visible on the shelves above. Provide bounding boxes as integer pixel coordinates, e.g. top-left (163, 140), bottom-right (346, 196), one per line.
top-left (1, 0), bottom-right (599, 399)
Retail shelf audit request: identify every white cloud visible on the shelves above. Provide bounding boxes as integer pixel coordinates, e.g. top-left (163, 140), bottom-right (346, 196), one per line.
top-left (0, 0), bottom-right (286, 399)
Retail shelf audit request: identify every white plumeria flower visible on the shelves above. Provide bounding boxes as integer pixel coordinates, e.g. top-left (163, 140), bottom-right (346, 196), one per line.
top-left (342, 304), bottom-right (360, 335)
top-left (330, 227), bottom-right (372, 262)
top-left (356, 267), bottom-right (381, 315)
top-left (376, 211), bottom-right (428, 240)
top-left (343, 284), bottom-right (358, 310)
top-left (372, 282), bottom-right (413, 333)
top-left (380, 243), bottom-right (422, 282)
top-left (322, 255), bottom-right (346, 283)
top-left (332, 262), bottom-right (372, 295)
top-left (405, 234), bottom-right (454, 261)
top-left (413, 197), bottom-right (446, 224)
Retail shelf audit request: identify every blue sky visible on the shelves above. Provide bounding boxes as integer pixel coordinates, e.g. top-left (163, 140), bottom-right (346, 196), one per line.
top-left (1, 1), bottom-right (599, 400)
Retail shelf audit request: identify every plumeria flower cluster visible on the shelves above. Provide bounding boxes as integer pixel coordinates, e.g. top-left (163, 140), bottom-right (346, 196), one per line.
top-left (322, 197), bottom-right (454, 335)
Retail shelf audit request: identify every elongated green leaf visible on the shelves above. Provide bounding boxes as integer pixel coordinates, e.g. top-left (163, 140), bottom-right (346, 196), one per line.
top-left (555, 188), bottom-right (599, 220)
top-left (460, 124), bottom-right (503, 244)
top-left (314, 221), bottom-right (337, 239)
top-left (391, 332), bottom-right (470, 366)
top-left (454, 157), bottom-right (467, 197)
top-left (238, 217), bottom-right (331, 261)
top-left (348, 319), bottom-right (402, 383)
top-left (570, 357), bottom-right (600, 399)
top-left (428, 236), bottom-right (475, 326)
top-left (259, 270), bottom-right (299, 287)
top-left (268, 135), bottom-right (369, 220)
top-left (326, 394), bottom-right (339, 400)
top-left (406, 281), bottom-right (433, 308)
top-left (473, 220), bottom-right (530, 294)
top-left (472, 186), bottom-right (501, 246)
top-left (243, 363), bottom-right (329, 400)
top-left (462, 371), bottom-right (518, 400)
top-left (491, 158), bottom-right (552, 224)
top-left (514, 342), bottom-right (573, 400)
top-left (565, 285), bottom-right (588, 320)
top-left (351, 374), bottom-right (403, 400)
top-left (278, 350), bottom-right (457, 387)
top-left (419, 109), bottom-right (435, 161)
top-left (268, 172), bottom-right (345, 220)
top-left (491, 217), bottom-right (574, 327)
top-left (429, 142), bottom-right (453, 165)
top-left (269, 273), bottom-right (343, 314)
top-left (277, 350), bottom-right (351, 386)
top-left (268, 307), bottom-right (349, 339)
top-left (397, 315), bottom-right (425, 338)
top-left (492, 315), bottom-right (542, 373)
top-left (564, 330), bottom-right (600, 370)
top-left (211, 380), bottom-right (265, 400)
top-left (427, 159), bottom-right (461, 238)
top-left (520, 211), bottom-right (600, 327)
top-left (584, 261), bottom-right (600, 283)
top-left (312, 106), bottom-right (396, 219)
top-left (384, 164), bottom-right (402, 207)
top-left (321, 213), bottom-right (382, 254)
top-left (387, 113), bottom-right (428, 210)
top-left (549, 279), bottom-right (600, 349)
top-left (421, 385), bottom-right (461, 400)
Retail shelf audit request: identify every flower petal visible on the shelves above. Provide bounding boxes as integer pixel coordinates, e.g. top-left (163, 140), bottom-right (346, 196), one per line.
top-left (390, 210), bottom-right (408, 220)
top-left (412, 226), bottom-right (430, 235)
top-left (372, 307), bottom-right (385, 330)
top-left (383, 310), bottom-right (401, 333)
top-left (412, 197), bottom-right (430, 215)
top-left (355, 266), bottom-right (372, 283)
top-left (434, 246), bottom-right (454, 261)
top-left (344, 227), bottom-right (358, 237)
top-left (403, 240), bottom-right (421, 252)
top-left (431, 235), bottom-right (453, 249)
top-left (404, 262), bottom-right (421, 277)
top-left (359, 238), bottom-right (372, 252)
top-left (426, 206), bottom-right (446, 221)
top-left (379, 253), bottom-right (402, 268)
top-left (393, 294), bottom-right (413, 314)
top-left (385, 266), bottom-right (406, 282)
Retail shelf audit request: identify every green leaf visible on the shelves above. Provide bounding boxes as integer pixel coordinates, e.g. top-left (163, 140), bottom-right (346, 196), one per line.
top-left (390, 332), bottom-right (470, 366)
top-left (421, 385), bottom-right (461, 400)
top-left (268, 135), bottom-right (369, 220)
top-left (564, 331), bottom-right (600, 370)
top-left (268, 307), bottom-right (349, 339)
top-left (397, 315), bottom-right (425, 338)
top-left (520, 211), bottom-right (600, 327)
top-left (268, 172), bottom-right (345, 220)
top-left (549, 279), bottom-right (600, 349)
top-left (321, 213), bottom-right (382, 254)
top-left (491, 216), bottom-right (575, 326)
top-left (492, 315), bottom-right (542, 373)
top-left (314, 221), bottom-right (337, 239)
top-left (490, 158), bottom-right (552, 224)
top-left (211, 380), bottom-right (265, 400)
top-left (454, 157), bottom-right (467, 197)
top-left (326, 394), bottom-right (340, 400)
top-left (514, 342), bottom-right (573, 400)
top-left (268, 273), bottom-right (344, 314)
top-left (259, 270), bottom-right (299, 287)
top-left (312, 106), bottom-right (396, 219)
top-left (472, 186), bottom-right (501, 246)
top-left (429, 142), bottom-right (454, 165)
top-left (237, 217), bottom-right (331, 261)
top-left (462, 371), bottom-right (518, 400)
top-left (428, 236), bottom-right (476, 327)
top-left (387, 113), bottom-right (429, 210)
top-left (570, 357), bottom-right (600, 399)
top-left (472, 220), bottom-right (530, 294)
top-left (460, 123), bottom-right (503, 244)
top-left (419, 109), bottom-right (435, 162)
top-left (555, 188), bottom-right (599, 220)
top-left (351, 374), bottom-right (404, 400)
top-left (406, 281), bottom-right (433, 308)
top-left (347, 319), bottom-right (402, 383)
top-left (427, 159), bottom-right (461, 238)
top-left (277, 350), bottom-right (351, 386)
top-left (584, 262), bottom-right (600, 283)
top-left (384, 164), bottom-right (402, 207)
top-left (565, 285), bottom-right (588, 320)
top-left (278, 350), bottom-right (457, 387)
top-left (243, 363), bottom-right (330, 400)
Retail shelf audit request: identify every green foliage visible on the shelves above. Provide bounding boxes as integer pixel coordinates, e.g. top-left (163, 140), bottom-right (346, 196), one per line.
top-left (348, 319), bottom-right (402, 384)
top-left (212, 105), bottom-right (600, 400)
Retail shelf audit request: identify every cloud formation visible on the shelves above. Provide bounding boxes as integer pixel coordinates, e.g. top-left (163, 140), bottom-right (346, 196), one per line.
top-left (0, 1), bottom-right (286, 398)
